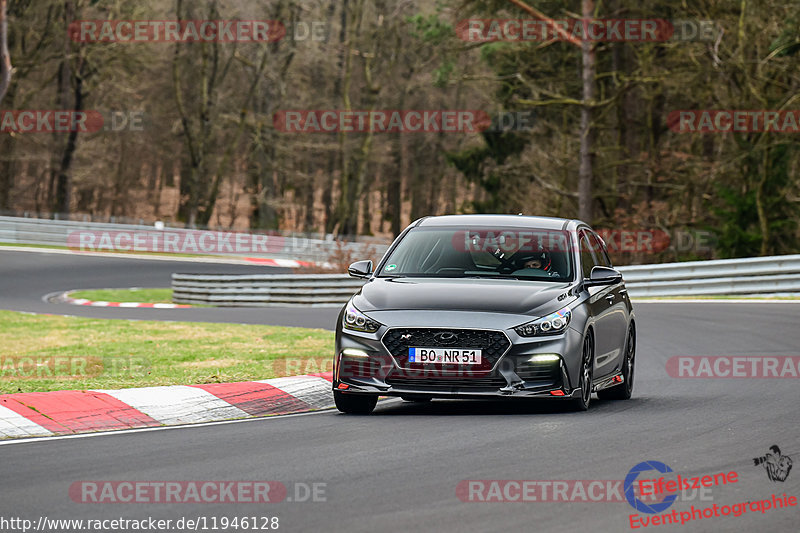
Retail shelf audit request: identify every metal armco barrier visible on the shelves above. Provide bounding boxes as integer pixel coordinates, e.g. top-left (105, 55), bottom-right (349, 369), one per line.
top-left (0, 215), bottom-right (388, 263)
top-left (171, 254), bottom-right (800, 306)
top-left (171, 274), bottom-right (367, 307)
top-left (617, 254), bottom-right (800, 298)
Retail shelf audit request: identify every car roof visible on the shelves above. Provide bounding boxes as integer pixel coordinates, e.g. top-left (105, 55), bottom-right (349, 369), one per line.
top-left (414, 214), bottom-right (583, 231)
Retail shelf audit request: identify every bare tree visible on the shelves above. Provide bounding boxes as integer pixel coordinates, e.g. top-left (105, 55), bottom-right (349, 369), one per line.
top-left (0, 0), bottom-right (11, 103)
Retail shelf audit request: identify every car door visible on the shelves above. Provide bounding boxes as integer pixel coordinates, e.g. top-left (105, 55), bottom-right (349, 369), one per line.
top-left (579, 230), bottom-right (619, 379)
top-left (589, 230), bottom-right (630, 374)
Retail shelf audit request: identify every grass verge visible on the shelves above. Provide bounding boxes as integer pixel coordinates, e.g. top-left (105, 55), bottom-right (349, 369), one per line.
top-left (0, 310), bottom-right (334, 393)
top-left (69, 288), bottom-right (174, 304)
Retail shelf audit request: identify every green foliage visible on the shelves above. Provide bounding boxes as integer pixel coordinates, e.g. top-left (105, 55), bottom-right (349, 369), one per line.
top-left (446, 145), bottom-right (492, 181)
top-left (446, 128), bottom-right (529, 213)
top-left (711, 185), bottom-right (762, 259)
top-left (770, 16), bottom-right (800, 57)
top-left (406, 12), bottom-right (456, 88)
top-left (433, 59), bottom-right (454, 88)
top-left (406, 13), bottom-right (453, 45)
top-left (712, 143), bottom-right (799, 257)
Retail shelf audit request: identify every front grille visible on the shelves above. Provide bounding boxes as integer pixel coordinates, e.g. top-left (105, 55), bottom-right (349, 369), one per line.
top-left (386, 376), bottom-right (507, 389)
top-left (515, 361), bottom-right (561, 383)
top-left (382, 328), bottom-right (511, 372)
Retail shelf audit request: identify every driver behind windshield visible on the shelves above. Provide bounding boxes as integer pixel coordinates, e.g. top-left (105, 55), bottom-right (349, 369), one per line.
top-left (524, 257), bottom-right (543, 269)
top-left (516, 252), bottom-right (558, 277)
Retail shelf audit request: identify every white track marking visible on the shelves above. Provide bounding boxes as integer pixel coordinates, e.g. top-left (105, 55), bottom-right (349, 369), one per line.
top-left (0, 397), bottom-right (401, 446)
top-left (0, 405), bottom-right (54, 438)
top-left (95, 386), bottom-right (249, 425)
top-left (0, 407), bottom-right (339, 446)
top-left (257, 376), bottom-right (335, 409)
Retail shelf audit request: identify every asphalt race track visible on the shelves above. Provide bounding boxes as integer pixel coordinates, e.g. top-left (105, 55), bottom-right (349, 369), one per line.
top-left (0, 249), bottom-right (336, 329)
top-left (1, 249), bottom-right (799, 532)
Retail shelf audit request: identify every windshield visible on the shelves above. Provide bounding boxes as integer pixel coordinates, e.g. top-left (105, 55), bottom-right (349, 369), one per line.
top-left (378, 226), bottom-right (574, 282)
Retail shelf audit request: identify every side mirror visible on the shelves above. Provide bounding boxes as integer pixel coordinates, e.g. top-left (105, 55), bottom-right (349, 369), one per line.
top-left (584, 266), bottom-right (622, 287)
top-left (347, 260), bottom-right (373, 279)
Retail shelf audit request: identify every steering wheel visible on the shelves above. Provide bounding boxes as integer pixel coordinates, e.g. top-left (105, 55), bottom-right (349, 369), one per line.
top-left (492, 248), bottom-right (518, 273)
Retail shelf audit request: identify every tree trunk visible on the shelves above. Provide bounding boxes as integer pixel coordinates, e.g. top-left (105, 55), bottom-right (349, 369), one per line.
top-left (387, 134), bottom-right (403, 236)
top-left (756, 149), bottom-right (770, 256)
top-left (53, 0), bottom-right (82, 214)
top-left (578, 0), bottom-right (595, 223)
top-left (54, 69), bottom-right (82, 213)
top-left (0, 0), bottom-right (11, 104)
top-left (0, 81), bottom-right (15, 209)
top-left (303, 160), bottom-right (316, 232)
top-left (322, 0), bottom-right (347, 234)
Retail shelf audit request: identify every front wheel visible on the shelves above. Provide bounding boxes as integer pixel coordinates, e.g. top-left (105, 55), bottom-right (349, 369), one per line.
top-left (598, 323), bottom-right (635, 401)
top-left (334, 391), bottom-right (378, 414)
top-left (571, 333), bottom-right (594, 411)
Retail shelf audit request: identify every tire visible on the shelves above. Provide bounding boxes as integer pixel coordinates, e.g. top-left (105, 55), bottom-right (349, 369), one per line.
top-left (401, 395), bottom-right (432, 403)
top-left (334, 391), bottom-right (378, 414)
top-left (598, 323), bottom-right (636, 401)
top-left (571, 333), bottom-right (594, 411)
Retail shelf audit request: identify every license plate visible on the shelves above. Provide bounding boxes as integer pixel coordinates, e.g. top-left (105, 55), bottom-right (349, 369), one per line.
top-left (408, 347), bottom-right (482, 364)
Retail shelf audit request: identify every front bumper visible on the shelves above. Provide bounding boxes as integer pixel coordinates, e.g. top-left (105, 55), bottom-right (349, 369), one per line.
top-left (334, 313), bottom-right (585, 400)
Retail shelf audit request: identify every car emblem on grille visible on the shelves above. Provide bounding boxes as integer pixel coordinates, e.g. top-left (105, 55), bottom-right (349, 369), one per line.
top-left (400, 334), bottom-right (412, 340)
top-left (434, 331), bottom-right (458, 345)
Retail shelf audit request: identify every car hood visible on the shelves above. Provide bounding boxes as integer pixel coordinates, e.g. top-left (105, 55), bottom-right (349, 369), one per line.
top-left (352, 277), bottom-right (574, 317)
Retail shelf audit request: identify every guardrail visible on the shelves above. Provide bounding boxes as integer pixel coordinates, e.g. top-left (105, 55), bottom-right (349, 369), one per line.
top-left (171, 254), bottom-right (800, 306)
top-left (0, 215), bottom-right (389, 263)
top-left (172, 273), bottom-right (366, 307)
top-left (617, 254), bottom-right (800, 297)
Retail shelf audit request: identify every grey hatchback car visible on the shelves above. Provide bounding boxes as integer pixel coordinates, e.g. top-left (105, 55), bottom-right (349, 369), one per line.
top-left (332, 214), bottom-right (635, 414)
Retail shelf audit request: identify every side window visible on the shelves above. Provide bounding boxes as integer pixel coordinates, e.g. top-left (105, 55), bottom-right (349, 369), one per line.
top-left (579, 232), bottom-right (598, 279)
top-left (589, 231), bottom-right (612, 267)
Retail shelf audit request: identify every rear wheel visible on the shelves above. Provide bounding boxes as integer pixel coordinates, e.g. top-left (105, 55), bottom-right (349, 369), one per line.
top-left (334, 391), bottom-right (378, 414)
top-left (571, 333), bottom-right (594, 411)
top-left (598, 323), bottom-right (635, 401)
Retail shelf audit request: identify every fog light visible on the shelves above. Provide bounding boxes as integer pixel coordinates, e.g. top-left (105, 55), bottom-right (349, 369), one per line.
top-left (528, 354), bottom-right (560, 363)
top-left (342, 348), bottom-right (369, 358)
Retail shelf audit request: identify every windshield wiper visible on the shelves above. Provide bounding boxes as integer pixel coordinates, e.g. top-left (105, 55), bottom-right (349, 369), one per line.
top-left (463, 274), bottom-right (521, 280)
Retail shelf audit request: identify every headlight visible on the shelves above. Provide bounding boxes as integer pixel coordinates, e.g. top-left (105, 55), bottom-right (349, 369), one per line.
top-left (514, 307), bottom-right (571, 337)
top-left (343, 305), bottom-right (382, 333)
